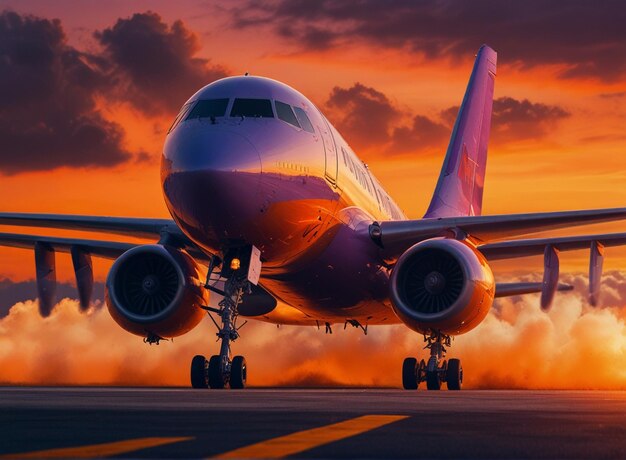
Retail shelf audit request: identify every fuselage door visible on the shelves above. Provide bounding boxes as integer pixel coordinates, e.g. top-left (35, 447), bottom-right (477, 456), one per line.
top-left (319, 119), bottom-right (338, 185)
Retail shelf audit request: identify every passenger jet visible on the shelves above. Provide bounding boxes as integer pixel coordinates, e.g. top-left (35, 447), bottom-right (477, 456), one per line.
top-left (1, 45), bottom-right (625, 390)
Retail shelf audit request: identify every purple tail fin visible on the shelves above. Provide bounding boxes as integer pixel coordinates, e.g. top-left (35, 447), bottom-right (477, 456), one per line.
top-left (424, 45), bottom-right (497, 218)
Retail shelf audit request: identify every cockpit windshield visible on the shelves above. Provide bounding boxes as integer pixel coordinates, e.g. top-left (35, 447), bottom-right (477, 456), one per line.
top-left (275, 101), bottom-right (300, 128)
top-left (186, 99), bottom-right (229, 120)
top-left (231, 99), bottom-right (274, 118)
top-left (168, 102), bottom-right (194, 133)
top-left (293, 107), bottom-right (315, 133)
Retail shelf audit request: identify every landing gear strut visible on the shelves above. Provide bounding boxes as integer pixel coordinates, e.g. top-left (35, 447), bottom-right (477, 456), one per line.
top-left (402, 330), bottom-right (463, 391)
top-left (191, 248), bottom-right (257, 389)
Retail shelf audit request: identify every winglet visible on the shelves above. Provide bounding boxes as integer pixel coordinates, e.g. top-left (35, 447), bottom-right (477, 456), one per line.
top-left (424, 44), bottom-right (497, 218)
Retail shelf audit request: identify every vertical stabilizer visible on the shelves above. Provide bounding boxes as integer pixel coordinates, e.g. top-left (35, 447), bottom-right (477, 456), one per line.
top-left (424, 45), bottom-right (497, 218)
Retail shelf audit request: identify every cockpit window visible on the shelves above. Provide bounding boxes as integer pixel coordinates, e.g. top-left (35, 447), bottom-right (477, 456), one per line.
top-left (231, 99), bottom-right (274, 118)
top-left (186, 98), bottom-right (229, 120)
top-left (293, 107), bottom-right (315, 133)
top-left (275, 101), bottom-right (301, 128)
top-left (168, 102), bottom-right (194, 133)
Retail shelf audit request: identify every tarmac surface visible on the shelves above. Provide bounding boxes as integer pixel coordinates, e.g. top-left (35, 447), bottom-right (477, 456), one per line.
top-left (1, 387), bottom-right (626, 459)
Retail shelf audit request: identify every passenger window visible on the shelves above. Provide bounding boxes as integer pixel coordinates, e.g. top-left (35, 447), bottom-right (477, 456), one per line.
top-left (231, 99), bottom-right (274, 118)
top-left (275, 101), bottom-right (301, 128)
top-left (186, 99), bottom-right (229, 120)
top-left (168, 102), bottom-right (194, 133)
top-left (293, 107), bottom-right (315, 133)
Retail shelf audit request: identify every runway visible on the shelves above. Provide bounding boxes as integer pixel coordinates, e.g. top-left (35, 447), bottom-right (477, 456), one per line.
top-left (1, 388), bottom-right (626, 459)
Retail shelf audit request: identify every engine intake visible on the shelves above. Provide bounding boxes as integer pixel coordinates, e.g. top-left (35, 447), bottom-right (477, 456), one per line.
top-left (389, 238), bottom-right (495, 335)
top-left (106, 245), bottom-right (207, 339)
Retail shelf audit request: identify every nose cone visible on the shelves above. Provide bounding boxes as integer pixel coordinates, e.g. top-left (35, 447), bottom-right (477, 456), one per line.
top-left (164, 126), bottom-right (262, 174)
top-left (161, 126), bottom-right (263, 252)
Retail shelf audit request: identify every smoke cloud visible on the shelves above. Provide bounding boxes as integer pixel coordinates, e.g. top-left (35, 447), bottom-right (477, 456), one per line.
top-left (1, 272), bottom-right (626, 389)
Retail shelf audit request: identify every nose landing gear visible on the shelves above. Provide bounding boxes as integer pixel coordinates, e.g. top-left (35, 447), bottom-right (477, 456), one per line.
top-left (191, 246), bottom-right (259, 390)
top-left (402, 330), bottom-right (463, 391)
top-left (191, 275), bottom-right (250, 389)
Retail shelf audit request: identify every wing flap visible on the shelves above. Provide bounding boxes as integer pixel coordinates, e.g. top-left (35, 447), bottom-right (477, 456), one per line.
top-left (495, 282), bottom-right (573, 298)
top-left (479, 232), bottom-right (626, 260)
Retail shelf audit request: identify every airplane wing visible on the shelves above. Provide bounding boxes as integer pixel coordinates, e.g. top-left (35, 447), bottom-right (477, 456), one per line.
top-left (0, 213), bottom-right (212, 314)
top-left (372, 210), bottom-right (626, 308)
top-left (0, 232), bottom-right (211, 262)
top-left (0, 233), bottom-right (136, 259)
top-left (0, 212), bottom-right (207, 256)
top-left (370, 207), bottom-right (626, 259)
top-left (0, 213), bottom-right (182, 239)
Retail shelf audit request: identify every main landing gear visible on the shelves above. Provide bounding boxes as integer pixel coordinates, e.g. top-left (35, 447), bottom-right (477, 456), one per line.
top-left (402, 330), bottom-right (463, 391)
top-left (191, 251), bottom-right (254, 390)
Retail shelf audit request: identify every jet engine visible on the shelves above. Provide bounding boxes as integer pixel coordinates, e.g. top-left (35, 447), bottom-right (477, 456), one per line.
top-left (105, 245), bottom-right (207, 339)
top-left (389, 238), bottom-right (495, 335)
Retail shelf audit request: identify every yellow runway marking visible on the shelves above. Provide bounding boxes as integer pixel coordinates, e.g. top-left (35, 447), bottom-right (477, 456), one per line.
top-left (214, 415), bottom-right (408, 459)
top-left (0, 436), bottom-right (193, 459)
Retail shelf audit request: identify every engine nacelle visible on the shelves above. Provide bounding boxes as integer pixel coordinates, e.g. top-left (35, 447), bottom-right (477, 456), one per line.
top-left (105, 245), bottom-right (207, 339)
top-left (389, 238), bottom-right (495, 335)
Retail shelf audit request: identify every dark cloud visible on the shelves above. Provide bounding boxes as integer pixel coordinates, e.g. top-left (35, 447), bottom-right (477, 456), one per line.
top-left (388, 115), bottom-right (449, 154)
top-left (232, 0), bottom-right (626, 80)
top-left (96, 12), bottom-right (227, 114)
top-left (276, 23), bottom-right (336, 50)
top-left (0, 11), bottom-right (133, 174)
top-left (599, 92), bottom-right (626, 99)
top-left (325, 82), bottom-right (566, 157)
top-left (0, 278), bottom-right (104, 318)
top-left (578, 134), bottom-right (626, 145)
top-left (324, 82), bottom-right (447, 156)
top-left (0, 10), bottom-right (228, 175)
top-left (443, 97), bottom-right (570, 143)
top-left (325, 83), bottom-right (401, 152)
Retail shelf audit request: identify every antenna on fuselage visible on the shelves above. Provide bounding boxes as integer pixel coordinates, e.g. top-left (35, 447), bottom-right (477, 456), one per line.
top-left (244, 72), bottom-right (249, 76)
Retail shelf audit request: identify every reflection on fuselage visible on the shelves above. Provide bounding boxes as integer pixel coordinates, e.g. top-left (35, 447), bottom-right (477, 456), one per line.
top-left (161, 76), bottom-right (406, 325)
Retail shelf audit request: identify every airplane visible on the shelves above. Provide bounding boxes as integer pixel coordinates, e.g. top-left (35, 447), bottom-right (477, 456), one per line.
top-left (1, 44), bottom-right (626, 391)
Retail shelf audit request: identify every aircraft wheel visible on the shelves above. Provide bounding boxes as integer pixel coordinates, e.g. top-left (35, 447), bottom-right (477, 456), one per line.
top-left (190, 355), bottom-right (208, 389)
top-left (208, 355), bottom-right (225, 389)
top-left (230, 355), bottom-right (247, 389)
top-left (446, 358), bottom-right (463, 390)
top-left (402, 357), bottom-right (418, 390)
top-left (426, 370), bottom-right (441, 390)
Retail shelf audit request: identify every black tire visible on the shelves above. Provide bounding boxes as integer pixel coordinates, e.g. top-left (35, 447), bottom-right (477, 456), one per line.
top-left (446, 358), bottom-right (463, 390)
top-left (208, 355), bottom-right (225, 389)
top-left (230, 355), bottom-right (247, 389)
top-left (426, 370), bottom-right (441, 390)
top-left (190, 355), bottom-right (208, 389)
top-left (402, 357), bottom-right (418, 390)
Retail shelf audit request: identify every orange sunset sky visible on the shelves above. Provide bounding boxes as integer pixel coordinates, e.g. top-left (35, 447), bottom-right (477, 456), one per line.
top-left (0, 0), bottom-right (626, 388)
top-left (1, 0), bottom-right (625, 282)
top-left (0, 1), bottom-right (626, 388)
